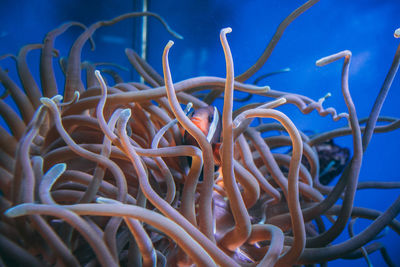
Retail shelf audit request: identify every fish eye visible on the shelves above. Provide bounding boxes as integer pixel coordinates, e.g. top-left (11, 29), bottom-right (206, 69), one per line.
top-left (208, 115), bottom-right (213, 122)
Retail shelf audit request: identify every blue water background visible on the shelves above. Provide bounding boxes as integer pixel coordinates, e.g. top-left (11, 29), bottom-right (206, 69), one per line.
top-left (1, 0), bottom-right (399, 266)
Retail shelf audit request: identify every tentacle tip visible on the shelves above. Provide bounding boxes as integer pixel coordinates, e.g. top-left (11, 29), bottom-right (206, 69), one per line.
top-left (316, 50), bottom-right (352, 66)
top-left (40, 97), bottom-right (52, 106)
top-left (394, 28), bottom-right (400, 38)
top-left (120, 108), bottom-right (132, 121)
top-left (174, 33), bottom-right (184, 40)
top-left (221, 27), bottom-right (233, 34)
top-left (262, 85), bottom-right (271, 92)
top-left (319, 92), bottom-right (332, 102)
top-left (32, 155), bottom-right (44, 162)
top-left (343, 50), bottom-right (352, 56)
top-left (315, 59), bottom-right (324, 67)
top-left (184, 102), bottom-right (193, 114)
top-left (53, 163), bottom-right (67, 174)
top-left (166, 40), bottom-right (174, 48)
top-left (277, 97), bottom-right (287, 105)
top-left (94, 70), bottom-right (106, 84)
top-left (51, 95), bottom-right (63, 103)
top-left (95, 70), bottom-right (109, 97)
top-left (4, 205), bottom-right (26, 218)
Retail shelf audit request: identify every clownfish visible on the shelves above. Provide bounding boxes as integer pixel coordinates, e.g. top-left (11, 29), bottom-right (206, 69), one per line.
top-left (183, 106), bottom-right (222, 165)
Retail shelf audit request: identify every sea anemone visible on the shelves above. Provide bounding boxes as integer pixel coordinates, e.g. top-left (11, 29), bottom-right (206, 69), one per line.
top-left (1, 1), bottom-right (399, 266)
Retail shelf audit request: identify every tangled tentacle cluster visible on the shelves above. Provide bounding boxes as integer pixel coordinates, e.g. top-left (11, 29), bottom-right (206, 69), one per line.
top-left (1, 2), bottom-right (400, 266)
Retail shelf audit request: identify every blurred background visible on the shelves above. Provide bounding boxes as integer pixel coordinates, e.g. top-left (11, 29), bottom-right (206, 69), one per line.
top-left (1, 0), bottom-right (399, 266)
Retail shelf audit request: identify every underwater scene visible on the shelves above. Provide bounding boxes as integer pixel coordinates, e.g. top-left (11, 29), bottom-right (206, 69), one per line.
top-left (0, 0), bottom-right (399, 266)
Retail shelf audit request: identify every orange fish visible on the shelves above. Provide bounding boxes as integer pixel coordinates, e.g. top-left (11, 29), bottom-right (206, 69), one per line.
top-left (183, 106), bottom-right (222, 165)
